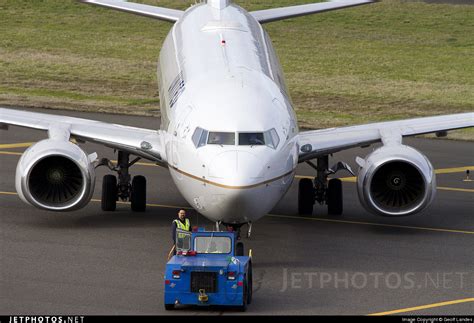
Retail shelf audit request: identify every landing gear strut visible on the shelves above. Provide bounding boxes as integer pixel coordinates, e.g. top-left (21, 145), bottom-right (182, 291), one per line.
top-left (298, 156), bottom-right (352, 216)
top-left (97, 150), bottom-right (147, 212)
top-left (246, 222), bottom-right (252, 239)
top-left (222, 223), bottom-right (245, 239)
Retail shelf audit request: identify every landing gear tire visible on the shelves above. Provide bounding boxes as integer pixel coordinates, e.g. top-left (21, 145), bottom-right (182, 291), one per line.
top-left (327, 178), bottom-right (343, 216)
top-left (236, 242), bottom-right (244, 256)
top-left (164, 304), bottom-right (174, 311)
top-left (101, 175), bottom-right (117, 211)
top-left (131, 175), bottom-right (146, 212)
top-left (298, 178), bottom-right (314, 215)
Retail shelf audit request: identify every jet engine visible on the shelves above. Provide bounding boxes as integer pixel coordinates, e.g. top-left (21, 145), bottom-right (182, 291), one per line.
top-left (15, 139), bottom-right (96, 211)
top-left (356, 144), bottom-right (436, 216)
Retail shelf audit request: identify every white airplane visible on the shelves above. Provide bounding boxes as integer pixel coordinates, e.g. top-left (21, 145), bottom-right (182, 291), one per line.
top-left (1, 0), bottom-right (473, 236)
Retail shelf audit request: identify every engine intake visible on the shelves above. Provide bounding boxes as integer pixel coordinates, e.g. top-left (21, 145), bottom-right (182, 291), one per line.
top-left (370, 161), bottom-right (424, 211)
top-left (16, 139), bottom-right (96, 211)
top-left (29, 156), bottom-right (84, 206)
top-left (357, 145), bottom-right (436, 217)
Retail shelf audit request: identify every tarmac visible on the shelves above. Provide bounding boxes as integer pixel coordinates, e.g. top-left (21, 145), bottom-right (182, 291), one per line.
top-left (0, 108), bottom-right (473, 315)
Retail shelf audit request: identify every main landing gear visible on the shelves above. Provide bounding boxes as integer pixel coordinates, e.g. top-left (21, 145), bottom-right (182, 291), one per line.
top-left (298, 156), bottom-right (354, 216)
top-left (97, 150), bottom-right (147, 212)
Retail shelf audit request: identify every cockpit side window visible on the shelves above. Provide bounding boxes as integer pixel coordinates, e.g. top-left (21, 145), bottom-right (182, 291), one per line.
top-left (207, 132), bottom-right (235, 145)
top-left (265, 128), bottom-right (280, 149)
top-left (192, 127), bottom-right (208, 148)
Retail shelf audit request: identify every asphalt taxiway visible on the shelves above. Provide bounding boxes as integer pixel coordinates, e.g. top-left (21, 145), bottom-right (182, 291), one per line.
top-left (0, 108), bottom-right (473, 315)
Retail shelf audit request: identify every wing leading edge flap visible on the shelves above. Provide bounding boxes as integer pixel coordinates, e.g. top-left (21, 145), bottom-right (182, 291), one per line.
top-left (80, 0), bottom-right (184, 22)
top-left (298, 112), bottom-right (474, 163)
top-left (0, 107), bottom-right (167, 163)
top-left (250, 0), bottom-right (375, 24)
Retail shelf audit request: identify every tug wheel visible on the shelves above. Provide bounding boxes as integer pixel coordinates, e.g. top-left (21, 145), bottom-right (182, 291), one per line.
top-left (247, 264), bottom-right (253, 305)
top-left (237, 278), bottom-right (248, 312)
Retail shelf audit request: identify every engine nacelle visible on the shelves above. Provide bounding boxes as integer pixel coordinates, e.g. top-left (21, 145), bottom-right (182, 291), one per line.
top-left (357, 145), bottom-right (436, 217)
top-left (15, 139), bottom-right (96, 211)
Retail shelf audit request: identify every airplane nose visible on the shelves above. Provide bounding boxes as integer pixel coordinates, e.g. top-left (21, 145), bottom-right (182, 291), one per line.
top-left (203, 151), bottom-right (272, 222)
top-left (208, 151), bottom-right (265, 183)
top-left (174, 150), bottom-right (290, 223)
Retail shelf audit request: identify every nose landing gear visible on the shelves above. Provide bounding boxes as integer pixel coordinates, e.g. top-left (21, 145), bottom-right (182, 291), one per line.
top-left (218, 222), bottom-right (252, 239)
top-left (217, 222), bottom-right (252, 256)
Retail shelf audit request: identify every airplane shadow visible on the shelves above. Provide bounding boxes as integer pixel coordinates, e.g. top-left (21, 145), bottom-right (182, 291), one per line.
top-left (25, 207), bottom-right (213, 230)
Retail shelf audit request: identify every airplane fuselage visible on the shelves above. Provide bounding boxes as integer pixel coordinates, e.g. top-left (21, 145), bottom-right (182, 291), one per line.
top-left (157, 3), bottom-right (300, 224)
top-left (4, 0), bottom-right (471, 222)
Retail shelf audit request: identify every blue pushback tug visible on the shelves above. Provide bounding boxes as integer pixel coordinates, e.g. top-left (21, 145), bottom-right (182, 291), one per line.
top-left (164, 228), bottom-right (252, 311)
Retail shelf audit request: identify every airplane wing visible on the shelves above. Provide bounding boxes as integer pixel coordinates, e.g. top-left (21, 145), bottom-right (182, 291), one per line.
top-left (0, 107), bottom-right (167, 163)
top-left (298, 113), bottom-right (474, 163)
top-left (250, 0), bottom-right (375, 24)
top-left (80, 0), bottom-right (184, 23)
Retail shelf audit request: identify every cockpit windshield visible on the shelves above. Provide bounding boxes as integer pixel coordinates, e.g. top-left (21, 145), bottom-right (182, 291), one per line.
top-left (192, 127), bottom-right (280, 149)
top-left (207, 132), bottom-right (235, 145)
top-left (238, 129), bottom-right (279, 149)
top-left (239, 133), bottom-right (265, 146)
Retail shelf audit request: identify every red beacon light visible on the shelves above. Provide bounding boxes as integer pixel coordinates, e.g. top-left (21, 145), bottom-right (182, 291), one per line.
top-left (172, 270), bottom-right (181, 279)
top-left (177, 250), bottom-right (196, 256)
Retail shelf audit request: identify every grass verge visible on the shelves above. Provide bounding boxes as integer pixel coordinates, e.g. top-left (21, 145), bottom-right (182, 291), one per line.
top-left (0, 0), bottom-right (472, 139)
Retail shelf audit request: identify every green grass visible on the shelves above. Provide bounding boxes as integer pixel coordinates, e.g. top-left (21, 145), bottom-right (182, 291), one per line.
top-left (0, 0), bottom-right (473, 139)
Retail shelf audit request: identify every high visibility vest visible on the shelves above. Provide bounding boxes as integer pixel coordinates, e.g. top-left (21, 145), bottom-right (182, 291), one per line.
top-left (174, 218), bottom-right (190, 231)
top-left (174, 218), bottom-right (191, 244)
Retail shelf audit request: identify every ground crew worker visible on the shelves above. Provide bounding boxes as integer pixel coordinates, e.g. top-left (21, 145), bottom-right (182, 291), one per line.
top-left (168, 209), bottom-right (191, 260)
top-left (172, 209), bottom-right (191, 243)
top-left (172, 209), bottom-right (191, 242)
